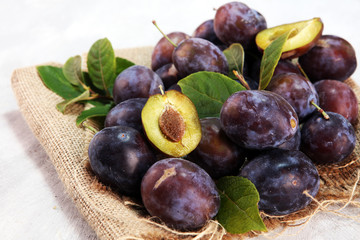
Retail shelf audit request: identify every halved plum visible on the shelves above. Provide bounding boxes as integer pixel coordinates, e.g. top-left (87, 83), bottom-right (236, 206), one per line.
top-left (256, 18), bottom-right (323, 59)
top-left (141, 89), bottom-right (201, 157)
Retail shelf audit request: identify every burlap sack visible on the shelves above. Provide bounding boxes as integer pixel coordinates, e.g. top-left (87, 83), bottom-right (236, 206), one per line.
top-left (11, 46), bottom-right (360, 240)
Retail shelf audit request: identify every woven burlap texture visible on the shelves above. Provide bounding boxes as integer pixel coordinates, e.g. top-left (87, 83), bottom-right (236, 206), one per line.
top-left (11, 46), bottom-right (360, 240)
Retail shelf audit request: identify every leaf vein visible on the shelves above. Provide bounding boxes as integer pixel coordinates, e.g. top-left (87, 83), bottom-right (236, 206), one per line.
top-left (221, 192), bottom-right (264, 228)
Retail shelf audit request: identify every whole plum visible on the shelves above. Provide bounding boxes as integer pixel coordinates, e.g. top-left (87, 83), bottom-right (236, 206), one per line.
top-left (141, 158), bottom-right (220, 230)
top-left (266, 73), bottom-right (319, 121)
top-left (187, 117), bottom-right (246, 179)
top-left (301, 112), bottom-right (356, 164)
top-left (151, 32), bottom-right (190, 71)
top-left (104, 98), bottom-right (147, 131)
top-left (192, 19), bottom-right (226, 49)
top-left (112, 65), bottom-right (164, 104)
top-left (298, 35), bottom-right (357, 82)
top-left (88, 126), bottom-right (156, 196)
top-left (314, 79), bottom-right (358, 125)
top-left (167, 83), bottom-right (182, 92)
top-left (220, 90), bottom-right (299, 149)
top-left (240, 149), bottom-right (320, 216)
top-left (214, 2), bottom-right (267, 50)
top-left (172, 38), bottom-right (229, 78)
top-left (155, 63), bottom-right (179, 89)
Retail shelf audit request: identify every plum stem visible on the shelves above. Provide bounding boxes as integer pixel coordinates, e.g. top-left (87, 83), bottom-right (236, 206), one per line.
top-left (159, 84), bottom-right (170, 104)
top-left (294, 59), bottom-right (310, 80)
top-left (152, 20), bottom-right (178, 48)
top-left (159, 84), bottom-right (165, 95)
top-left (310, 100), bottom-right (329, 120)
top-left (233, 70), bottom-right (251, 90)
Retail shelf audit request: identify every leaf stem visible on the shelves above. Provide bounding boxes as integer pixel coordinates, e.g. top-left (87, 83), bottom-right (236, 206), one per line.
top-left (87, 93), bottom-right (100, 100)
top-left (152, 20), bottom-right (178, 48)
top-left (82, 121), bottom-right (99, 134)
top-left (79, 80), bottom-right (97, 94)
top-left (80, 81), bottom-right (89, 90)
top-left (87, 93), bottom-right (113, 101)
top-left (233, 70), bottom-right (251, 90)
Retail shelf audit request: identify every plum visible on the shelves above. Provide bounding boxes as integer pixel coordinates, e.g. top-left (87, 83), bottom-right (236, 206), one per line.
top-left (104, 98), bottom-right (147, 131)
top-left (299, 35), bottom-right (357, 82)
top-left (214, 2), bottom-right (267, 50)
top-left (187, 117), bottom-right (246, 179)
top-left (266, 73), bottom-right (319, 121)
top-left (88, 126), bottom-right (156, 196)
top-left (172, 38), bottom-right (229, 78)
top-left (141, 158), bottom-right (220, 230)
top-left (301, 112), bottom-right (356, 164)
top-left (112, 65), bottom-right (164, 104)
top-left (314, 80), bottom-right (358, 125)
top-left (240, 149), bottom-right (320, 215)
top-left (220, 90), bottom-right (299, 149)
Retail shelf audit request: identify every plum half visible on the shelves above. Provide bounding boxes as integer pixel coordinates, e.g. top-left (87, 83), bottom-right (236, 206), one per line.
top-left (255, 18), bottom-right (323, 59)
top-left (141, 89), bottom-right (201, 157)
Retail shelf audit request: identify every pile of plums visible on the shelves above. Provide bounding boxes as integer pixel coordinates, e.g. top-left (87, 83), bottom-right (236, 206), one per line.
top-left (87, 1), bottom-right (358, 231)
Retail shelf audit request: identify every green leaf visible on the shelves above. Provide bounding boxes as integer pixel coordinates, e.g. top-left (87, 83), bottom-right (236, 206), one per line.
top-left (62, 55), bottom-right (84, 86)
top-left (82, 71), bottom-right (107, 96)
top-left (87, 38), bottom-right (116, 95)
top-left (258, 30), bottom-right (293, 90)
top-left (56, 90), bottom-right (91, 113)
top-left (87, 99), bottom-right (113, 107)
top-left (37, 65), bottom-right (83, 100)
top-left (216, 176), bottom-right (267, 234)
top-left (116, 57), bottom-right (135, 76)
top-left (177, 71), bottom-right (246, 118)
top-left (223, 43), bottom-right (245, 78)
top-left (76, 103), bottom-right (113, 127)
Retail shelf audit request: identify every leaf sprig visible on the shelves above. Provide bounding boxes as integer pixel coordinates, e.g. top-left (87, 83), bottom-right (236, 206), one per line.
top-left (37, 38), bottom-right (135, 129)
